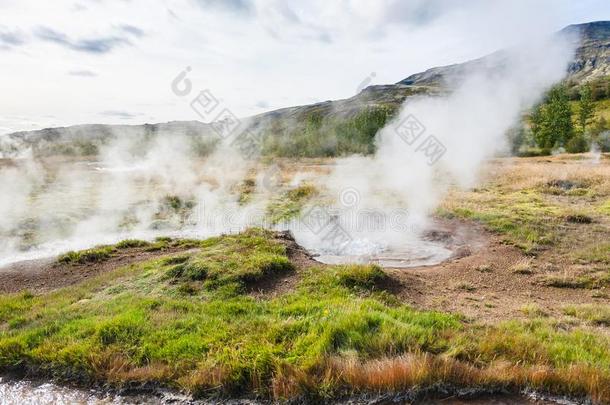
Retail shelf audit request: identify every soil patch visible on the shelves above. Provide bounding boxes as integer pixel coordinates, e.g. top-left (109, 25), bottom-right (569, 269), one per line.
top-left (247, 230), bottom-right (318, 297)
top-left (0, 245), bottom-right (199, 294)
top-left (387, 218), bottom-right (610, 323)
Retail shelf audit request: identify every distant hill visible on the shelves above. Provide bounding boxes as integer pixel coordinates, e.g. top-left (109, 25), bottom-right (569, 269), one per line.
top-left (398, 21), bottom-right (610, 87)
top-left (2, 21), bottom-right (609, 159)
top-left (0, 121), bottom-right (217, 158)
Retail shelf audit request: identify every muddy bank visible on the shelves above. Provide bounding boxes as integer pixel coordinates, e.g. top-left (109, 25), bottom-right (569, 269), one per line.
top-left (0, 376), bottom-right (585, 405)
top-left (0, 376), bottom-right (193, 404)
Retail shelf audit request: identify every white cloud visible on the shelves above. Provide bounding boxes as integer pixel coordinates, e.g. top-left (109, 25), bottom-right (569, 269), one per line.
top-left (0, 0), bottom-right (608, 134)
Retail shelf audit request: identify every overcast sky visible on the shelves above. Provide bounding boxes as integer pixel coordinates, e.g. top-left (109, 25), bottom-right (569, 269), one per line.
top-left (0, 0), bottom-right (608, 134)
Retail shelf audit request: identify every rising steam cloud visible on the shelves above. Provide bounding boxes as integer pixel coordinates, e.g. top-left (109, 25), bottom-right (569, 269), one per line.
top-left (0, 25), bottom-right (576, 267)
top-left (292, 32), bottom-right (576, 256)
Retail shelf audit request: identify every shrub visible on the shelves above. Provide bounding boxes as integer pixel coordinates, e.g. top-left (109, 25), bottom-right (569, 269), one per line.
top-left (565, 134), bottom-right (589, 153)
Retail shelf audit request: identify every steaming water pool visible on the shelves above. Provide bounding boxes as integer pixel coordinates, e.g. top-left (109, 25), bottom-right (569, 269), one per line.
top-left (291, 215), bottom-right (461, 268)
top-left (312, 238), bottom-right (454, 268)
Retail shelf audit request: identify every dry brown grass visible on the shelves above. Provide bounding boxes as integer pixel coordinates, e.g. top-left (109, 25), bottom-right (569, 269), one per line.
top-left (321, 354), bottom-right (610, 403)
top-left (73, 350), bottom-right (610, 403)
top-left (487, 156), bottom-right (610, 195)
top-left (178, 365), bottom-right (230, 396)
top-left (89, 350), bottom-right (175, 384)
top-left (511, 258), bottom-right (534, 274)
top-left (271, 362), bottom-right (316, 399)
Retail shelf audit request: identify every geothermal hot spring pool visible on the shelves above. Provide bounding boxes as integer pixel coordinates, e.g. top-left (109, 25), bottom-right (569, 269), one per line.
top-left (311, 237), bottom-right (455, 268)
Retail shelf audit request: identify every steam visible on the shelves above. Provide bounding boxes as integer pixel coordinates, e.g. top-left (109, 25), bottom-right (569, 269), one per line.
top-left (0, 27), bottom-right (577, 268)
top-left (589, 139), bottom-right (602, 165)
top-left (291, 33), bottom-right (576, 256)
top-left (0, 131), bottom-right (266, 266)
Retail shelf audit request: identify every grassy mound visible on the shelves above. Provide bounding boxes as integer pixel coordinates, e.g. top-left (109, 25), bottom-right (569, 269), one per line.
top-left (266, 184), bottom-right (317, 224)
top-left (1, 228), bottom-right (609, 402)
top-left (162, 229), bottom-right (294, 294)
top-left (57, 237), bottom-right (203, 265)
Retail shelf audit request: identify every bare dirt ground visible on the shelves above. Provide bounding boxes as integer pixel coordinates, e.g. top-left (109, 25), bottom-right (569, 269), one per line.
top-left (0, 245), bottom-right (199, 294)
top-left (247, 230), bottom-right (317, 298)
top-left (386, 218), bottom-right (609, 324)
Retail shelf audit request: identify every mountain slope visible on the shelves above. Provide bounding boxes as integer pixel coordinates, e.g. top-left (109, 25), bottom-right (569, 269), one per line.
top-left (2, 21), bottom-right (609, 158)
top-left (563, 21), bottom-right (610, 82)
top-left (398, 21), bottom-right (610, 87)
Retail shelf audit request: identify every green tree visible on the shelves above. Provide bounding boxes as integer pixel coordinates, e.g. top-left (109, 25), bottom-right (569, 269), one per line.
top-left (547, 84), bottom-right (574, 146)
top-left (531, 85), bottom-right (575, 151)
top-left (530, 103), bottom-right (550, 149)
top-left (577, 84), bottom-right (595, 133)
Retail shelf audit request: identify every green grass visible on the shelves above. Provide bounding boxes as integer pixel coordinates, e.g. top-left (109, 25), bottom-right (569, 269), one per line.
top-left (162, 228), bottom-right (294, 294)
top-left (266, 184), bottom-right (317, 224)
top-left (57, 245), bottom-right (117, 264)
top-left (56, 237), bottom-right (204, 264)
top-left (541, 272), bottom-right (610, 290)
top-left (599, 200), bottom-right (610, 216)
top-left (334, 264), bottom-right (388, 291)
top-left (564, 304), bottom-right (610, 326)
top-left (115, 239), bottom-right (151, 249)
top-left (1, 228), bottom-right (609, 401)
top-left (440, 187), bottom-right (575, 253)
top-left (520, 303), bottom-right (547, 318)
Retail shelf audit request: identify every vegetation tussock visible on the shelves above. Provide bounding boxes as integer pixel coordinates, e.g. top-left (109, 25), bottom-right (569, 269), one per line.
top-left (266, 184), bottom-right (318, 224)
